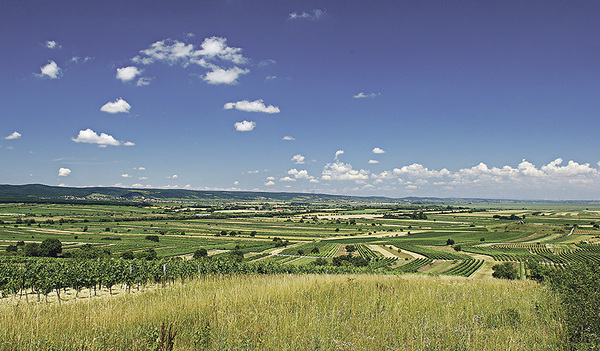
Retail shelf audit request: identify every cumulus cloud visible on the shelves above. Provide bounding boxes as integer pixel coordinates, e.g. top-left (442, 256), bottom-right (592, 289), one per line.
top-left (204, 66), bottom-right (249, 85)
top-left (288, 169), bottom-right (313, 180)
top-left (224, 99), bottom-right (280, 113)
top-left (322, 161), bottom-right (370, 181)
top-left (368, 160), bottom-right (380, 164)
top-left (289, 9), bottom-right (326, 21)
top-left (38, 61), bottom-right (62, 79)
top-left (282, 135), bottom-right (295, 141)
top-left (372, 147), bottom-right (386, 154)
top-left (58, 168), bottom-right (71, 176)
top-left (123, 141), bottom-right (135, 146)
top-left (121, 174), bottom-right (131, 178)
top-left (264, 180), bottom-right (275, 186)
top-left (291, 154), bottom-right (306, 164)
top-left (45, 40), bottom-right (61, 49)
top-left (280, 176), bottom-right (296, 182)
top-left (393, 164), bottom-right (450, 178)
top-left (353, 92), bottom-right (381, 98)
top-left (132, 37), bottom-right (250, 85)
top-left (116, 66), bottom-right (142, 82)
top-left (234, 120), bottom-right (256, 132)
top-left (4, 131), bottom-right (21, 140)
top-left (334, 150), bottom-right (344, 159)
top-left (71, 129), bottom-right (133, 147)
top-left (100, 98), bottom-right (131, 114)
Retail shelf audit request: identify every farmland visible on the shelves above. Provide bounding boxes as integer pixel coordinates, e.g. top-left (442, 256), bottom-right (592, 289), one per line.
top-left (1, 196), bottom-right (600, 350)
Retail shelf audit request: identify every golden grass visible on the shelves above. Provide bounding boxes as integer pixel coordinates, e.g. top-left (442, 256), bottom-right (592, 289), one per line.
top-left (0, 274), bottom-right (565, 350)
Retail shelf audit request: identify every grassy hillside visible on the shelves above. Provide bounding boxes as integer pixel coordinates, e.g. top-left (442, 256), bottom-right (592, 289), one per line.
top-left (0, 274), bottom-right (564, 350)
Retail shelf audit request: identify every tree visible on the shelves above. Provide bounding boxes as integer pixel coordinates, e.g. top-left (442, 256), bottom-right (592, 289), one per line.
top-left (311, 247), bottom-right (320, 254)
top-left (452, 244), bottom-right (462, 252)
top-left (5, 244), bottom-right (18, 253)
top-left (345, 245), bottom-right (356, 253)
top-left (145, 235), bottom-right (159, 242)
top-left (492, 262), bottom-right (517, 280)
top-left (193, 248), bottom-right (208, 259)
top-left (250, 231), bottom-right (257, 237)
top-left (23, 243), bottom-right (40, 257)
top-left (446, 238), bottom-right (455, 246)
top-left (40, 238), bottom-right (62, 257)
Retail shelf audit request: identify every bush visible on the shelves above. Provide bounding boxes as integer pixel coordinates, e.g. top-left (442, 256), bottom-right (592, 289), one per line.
top-left (40, 238), bottom-right (62, 257)
top-left (446, 239), bottom-right (455, 245)
top-left (452, 244), bottom-right (462, 252)
top-left (121, 251), bottom-right (135, 260)
top-left (145, 235), bottom-right (159, 242)
top-left (23, 243), bottom-right (40, 257)
top-left (193, 248), bottom-right (208, 259)
top-left (5, 245), bottom-right (18, 253)
top-left (547, 261), bottom-right (600, 348)
top-left (492, 262), bottom-right (517, 280)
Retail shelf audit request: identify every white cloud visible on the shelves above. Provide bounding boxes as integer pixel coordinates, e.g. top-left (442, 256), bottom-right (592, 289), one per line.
top-left (309, 179), bottom-right (319, 183)
top-left (280, 176), bottom-right (296, 182)
top-left (4, 131), bottom-right (21, 140)
top-left (132, 183), bottom-right (144, 187)
top-left (291, 154), bottom-right (306, 164)
top-left (136, 77), bottom-right (152, 86)
top-left (133, 39), bottom-right (195, 65)
top-left (353, 92), bottom-right (381, 98)
top-left (138, 177), bottom-right (148, 180)
top-left (134, 167), bottom-right (146, 171)
top-left (224, 99), bottom-right (280, 113)
top-left (123, 141), bottom-right (135, 146)
top-left (335, 150), bottom-right (344, 159)
top-left (100, 98), bottom-right (131, 114)
top-left (289, 9), bottom-right (326, 21)
top-left (69, 56), bottom-right (93, 64)
top-left (393, 164), bottom-right (451, 178)
top-left (204, 66), bottom-right (249, 85)
top-left (58, 168), bottom-right (71, 177)
top-left (197, 36), bottom-right (247, 64)
top-left (72, 129), bottom-right (132, 147)
top-left (234, 181), bottom-right (239, 185)
top-left (288, 169), bottom-right (312, 179)
top-left (116, 66), bottom-right (142, 82)
top-left (372, 147), bottom-right (386, 154)
top-left (38, 61), bottom-right (62, 79)
top-left (234, 120), bottom-right (256, 132)
top-left (266, 75), bottom-right (278, 80)
top-left (322, 161), bottom-right (370, 181)
top-left (264, 180), bottom-right (275, 186)
top-left (45, 40), bottom-right (61, 49)
top-left (282, 135), bottom-right (295, 141)
top-left (368, 160), bottom-right (380, 164)
top-left (266, 176), bottom-right (275, 181)
top-left (121, 174), bottom-right (131, 178)
top-left (170, 174), bottom-right (178, 179)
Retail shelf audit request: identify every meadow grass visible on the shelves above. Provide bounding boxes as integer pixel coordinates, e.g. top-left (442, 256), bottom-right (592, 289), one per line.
top-left (0, 274), bottom-right (565, 350)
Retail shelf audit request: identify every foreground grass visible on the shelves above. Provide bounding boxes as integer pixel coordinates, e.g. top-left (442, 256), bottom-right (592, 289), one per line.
top-left (0, 274), bottom-right (564, 350)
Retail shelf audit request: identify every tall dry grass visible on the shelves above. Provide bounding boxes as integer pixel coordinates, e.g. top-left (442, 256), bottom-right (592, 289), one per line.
top-left (0, 274), bottom-right (565, 350)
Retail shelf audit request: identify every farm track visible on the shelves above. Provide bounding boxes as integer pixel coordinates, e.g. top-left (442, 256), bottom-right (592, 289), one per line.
top-left (367, 244), bottom-right (398, 258)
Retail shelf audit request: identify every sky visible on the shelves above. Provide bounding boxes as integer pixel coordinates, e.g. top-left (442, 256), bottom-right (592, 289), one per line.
top-left (1, 0), bottom-right (599, 200)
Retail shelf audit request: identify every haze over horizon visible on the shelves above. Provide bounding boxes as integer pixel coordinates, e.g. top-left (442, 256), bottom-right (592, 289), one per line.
top-left (1, 1), bottom-right (599, 200)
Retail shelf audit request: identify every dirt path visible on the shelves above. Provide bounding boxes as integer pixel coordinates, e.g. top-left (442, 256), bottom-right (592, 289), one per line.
top-left (389, 245), bottom-right (427, 259)
top-left (367, 244), bottom-right (398, 258)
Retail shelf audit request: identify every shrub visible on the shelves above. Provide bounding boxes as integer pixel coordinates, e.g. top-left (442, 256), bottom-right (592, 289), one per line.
top-left (492, 262), bottom-right (517, 280)
top-left (193, 248), bottom-right (208, 259)
top-left (145, 235), bottom-right (159, 242)
top-left (452, 244), bottom-right (462, 252)
top-left (446, 238), bottom-right (455, 245)
top-left (40, 238), bottom-right (62, 257)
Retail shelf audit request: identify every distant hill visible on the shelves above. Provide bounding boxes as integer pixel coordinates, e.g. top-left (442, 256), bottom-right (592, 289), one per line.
top-left (1, 184), bottom-right (595, 205)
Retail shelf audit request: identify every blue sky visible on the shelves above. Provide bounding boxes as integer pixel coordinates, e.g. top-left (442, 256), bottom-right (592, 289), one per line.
top-left (1, 0), bottom-right (599, 200)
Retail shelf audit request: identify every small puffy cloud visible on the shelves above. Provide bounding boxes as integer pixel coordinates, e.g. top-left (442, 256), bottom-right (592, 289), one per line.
top-left (123, 141), bottom-right (135, 146)
top-left (234, 120), bottom-right (256, 132)
top-left (322, 161), bottom-right (370, 181)
top-left (100, 98), bottom-right (131, 114)
top-left (335, 150), bottom-right (344, 159)
top-left (69, 56), bottom-right (93, 64)
top-left (353, 92), bottom-right (381, 98)
top-left (136, 77), bottom-right (152, 86)
top-left (132, 183), bottom-right (144, 187)
top-left (116, 66), bottom-right (142, 82)
top-left (170, 174), bottom-right (178, 179)
top-left (45, 40), bottom-right (61, 49)
top-left (197, 36), bottom-right (247, 64)
top-left (309, 178), bottom-right (319, 183)
top-left (234, 181), bottom-right (239, 185)
top-left (224, 99), bottom-right (280, 113)
top-left (280, 176), bottom-right (296, 182)
top-left (291, 154), bottom-right (305, 164)
top-left (288, 169), bottom-right (312, 179)
top-left (72, 129), bottom-right (133, 147)
top-left (266, 176), bottom-right (275, 181)
top-left (372, 147), bottom-right (386, 154)
top-left (4, 131), bottom-right (21, 140)
top-left (121, 174), bottom-right (131, 178)
top-left (133, 39), bottom-right (195, 65)
top-left (282, 135), bottom-right (295, 141)
top-left (38, 60), bottom-right (62, 79)
top-left (368, 160), bottom-right (380, 164)
top-left (58, 168), bottom-right (71, 177)
top-left (138, 176), bottom-right (148, 180)
top-left (204, 67), bottom-right (249, 85)
top-left (289, 9), bottom-right (326, 21)
top-left (264, 180), bottom-right (275, 186)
